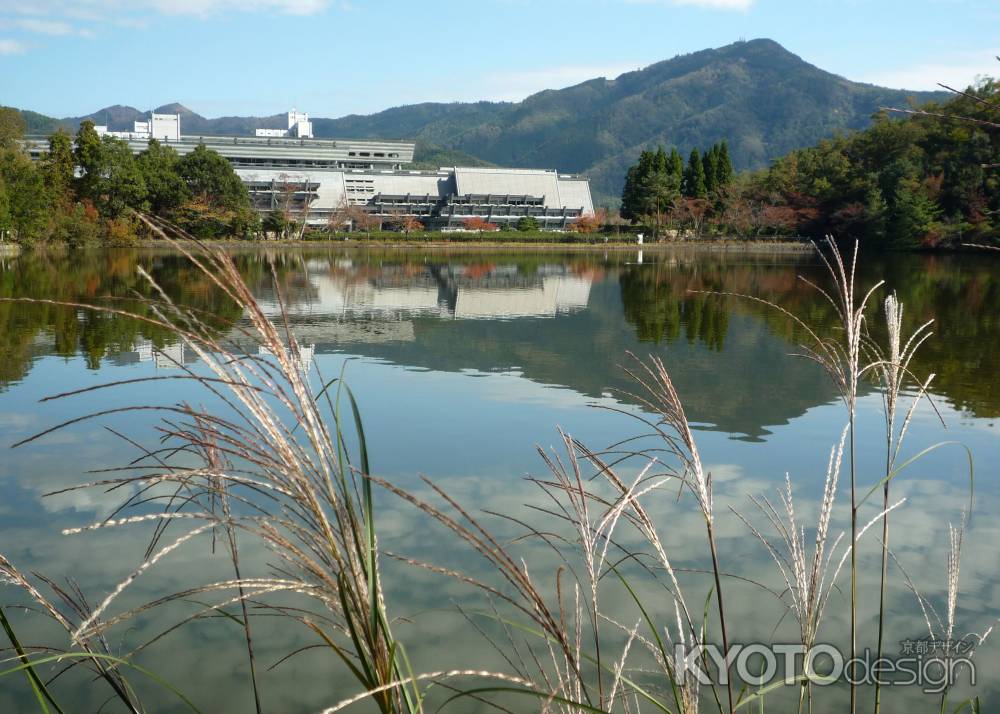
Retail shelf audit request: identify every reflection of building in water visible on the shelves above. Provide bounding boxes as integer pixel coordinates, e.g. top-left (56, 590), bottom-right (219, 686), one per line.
top-left (257, 262), bottom-right (593, 322)
top-left (257, 343), bottom-right (316, 373)
top-left (154, 342), bottom-right (187, 369)
top-left (112, 339), bottom-right (197, 369)
top-left (135, 342), bottom-right (153, 362)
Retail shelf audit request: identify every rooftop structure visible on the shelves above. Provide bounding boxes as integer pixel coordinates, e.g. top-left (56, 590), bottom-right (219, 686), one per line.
top-left (24, 108), bottom-right (594, 230)
top-left (255, 109), bottom-right (313, 139)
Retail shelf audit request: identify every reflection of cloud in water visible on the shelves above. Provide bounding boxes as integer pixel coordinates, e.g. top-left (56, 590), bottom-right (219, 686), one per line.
top-left (4, 406), bottom-right (997, 712)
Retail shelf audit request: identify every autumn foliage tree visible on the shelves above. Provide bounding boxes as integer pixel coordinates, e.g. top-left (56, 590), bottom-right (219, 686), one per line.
top-left (463, 217), bottom-right (499, 232)
top-left (571, 210), bottom-right (604, 233)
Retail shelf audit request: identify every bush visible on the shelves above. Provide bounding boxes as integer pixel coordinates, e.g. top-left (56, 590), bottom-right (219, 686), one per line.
top-left (515, 216), bottom-right (539, 232)
top-left (51, 203), bottom-right (101, 247)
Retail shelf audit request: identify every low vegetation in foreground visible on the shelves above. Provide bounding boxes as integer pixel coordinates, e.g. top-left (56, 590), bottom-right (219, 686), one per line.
top-left (0, 236), bottom-right (989, 713)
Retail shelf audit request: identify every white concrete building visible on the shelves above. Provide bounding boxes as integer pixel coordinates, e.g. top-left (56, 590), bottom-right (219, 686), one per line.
top-left (26, 107), bottom-right (594, 230)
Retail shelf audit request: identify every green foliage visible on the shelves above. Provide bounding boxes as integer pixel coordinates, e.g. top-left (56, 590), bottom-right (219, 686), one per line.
top-left (95, 138), bottom-right (147, 217)
top-left (51, 203), bottom-right (101, 247)
top-left (43, 131), bottom-right (75, 203)
top-left (262, 209), bottom-right (292, 238)
top-left (0, 148), bottom-right (48, 243)
top-left (683, 148), bottom-right (707, 198)
top-left (0, 124), bottom-right (257, 244)
top-left (0, 107), bottom-right (26, 150)
top-left (137, 139), bottom-right (190, 213)
top-left (614, 80), bottom-right (998, 247)
top-left (72, 121), bottom-right (104, 200)
top-left (749, 79), bottom-right (999, 248)
top-left (178, 144), bottom-right (250, 211)
top-left (621, 142), bottom-right (733, 234)
top-left (515, 216), bottom-right (539, 231)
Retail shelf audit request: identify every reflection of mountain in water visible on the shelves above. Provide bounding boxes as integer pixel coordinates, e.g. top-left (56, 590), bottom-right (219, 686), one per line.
top-left (235, 258), bottom-right (833, 440)
top-left (4, 247), bottom-right (999, 440)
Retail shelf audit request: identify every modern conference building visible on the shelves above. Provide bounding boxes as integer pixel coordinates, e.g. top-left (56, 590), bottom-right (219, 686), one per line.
top-left (25, 110), bottom-right (595, 230)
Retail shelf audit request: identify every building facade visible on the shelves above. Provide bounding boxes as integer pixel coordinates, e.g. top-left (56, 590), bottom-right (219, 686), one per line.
top-left (25, 109), bottom-right (594, 230)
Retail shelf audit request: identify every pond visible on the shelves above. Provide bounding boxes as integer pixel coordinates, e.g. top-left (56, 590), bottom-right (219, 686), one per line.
top-left (1, 245), bottom-right (998, 713)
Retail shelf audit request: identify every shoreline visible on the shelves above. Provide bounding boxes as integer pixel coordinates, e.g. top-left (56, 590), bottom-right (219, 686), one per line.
top-left (132, 238), bottom-right (818, 253)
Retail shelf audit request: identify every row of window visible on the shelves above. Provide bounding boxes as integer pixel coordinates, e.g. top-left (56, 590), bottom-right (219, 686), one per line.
top-left (347, 151), bottom-right (400, 159)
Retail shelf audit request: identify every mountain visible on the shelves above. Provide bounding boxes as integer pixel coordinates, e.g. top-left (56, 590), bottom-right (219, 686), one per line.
top-left (20, 39), bottom-right (949, 204)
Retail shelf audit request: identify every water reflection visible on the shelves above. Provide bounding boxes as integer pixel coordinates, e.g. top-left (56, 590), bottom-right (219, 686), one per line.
top-left (0, 246), bottom-right (998, 713)
top-left (3, 247), bottom-right (1000, 436)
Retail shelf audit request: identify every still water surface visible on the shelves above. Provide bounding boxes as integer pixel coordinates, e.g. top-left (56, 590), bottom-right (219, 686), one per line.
top-left (1, 246), bottom-right (998, 712)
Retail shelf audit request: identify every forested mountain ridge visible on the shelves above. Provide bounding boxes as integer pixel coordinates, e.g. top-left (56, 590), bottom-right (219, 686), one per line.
top-left (14, 39), bottom-right (946, 204)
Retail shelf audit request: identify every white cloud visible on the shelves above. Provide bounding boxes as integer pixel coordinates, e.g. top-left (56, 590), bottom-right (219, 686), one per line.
top-left (0, 37), bottom-right (24, 53)
top-left (144, 0), bottom-right (330, 16)
top-left (0, 0), bottom-right (333, 18)
top-left (0, 0), bottom-right (336, 52)
top-left (859, 49), bottom-right (1000, 91)
top-left (0, 18), bottom-right (94, 36)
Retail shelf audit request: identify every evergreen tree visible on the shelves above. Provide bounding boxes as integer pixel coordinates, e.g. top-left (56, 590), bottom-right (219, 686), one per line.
top-left (178, 144), bottom-right (249, 211)
top-left (716, 141), bottom-right (733, 187)
top-left (654, 145), bottom-right (668, 174)
top-left (887, 181), bottom-right (939, 248)
top-left (669, 148), bottom-right (684, 184)
top-left (703, 145), bottom-right (719, 194)
top-left (683, 148), bottom-right (707, 198)
top-left (138, 139), bottom-right (190, 213)
top-left (73, 121), bottom-right (105, 202)
top-left (94, 138), bottom-right (147, 217)
top-left (43, 131), bottom-right (75, 204)
top-left (620, 164), bottom-right (641, 221)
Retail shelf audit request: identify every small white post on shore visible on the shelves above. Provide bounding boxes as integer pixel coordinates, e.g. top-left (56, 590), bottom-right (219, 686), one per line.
top-left (636, 233), bottom-right (644, 245)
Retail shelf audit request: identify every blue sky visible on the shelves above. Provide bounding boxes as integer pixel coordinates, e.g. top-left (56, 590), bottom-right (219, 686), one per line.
top-left (1, 0), bottom-right (998, 119)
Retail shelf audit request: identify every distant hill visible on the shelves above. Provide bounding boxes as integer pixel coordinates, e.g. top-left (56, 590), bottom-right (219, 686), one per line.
top-left (20, 39), bottom-right (948, 204)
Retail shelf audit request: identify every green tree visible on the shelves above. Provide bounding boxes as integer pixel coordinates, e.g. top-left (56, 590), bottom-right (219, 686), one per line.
top-left (137, 139), bottom-right (190, 213)
top-left (73, 121), bottom-right (105, 202)
top-left (263, 209), bottom-right (291, 239)
top-left (668, 148), bottom-right (684, 183)
top-left (0, 175), bottom-right (10, 238)
top-left (716, 141), bottom-right (733, 187)
top-left (0, 107), bottom-right (26, 150)
top-left (178, 144), bottom-right (249, 210)
top-left (43, 131), bottom-right (75, 204)
top-left (516, 216), bottom-right (539, 231)
top-left (94, 137), bottom-right (147, 217)
top-left (887, 181), bottom-right (939, 248)
top-left (0, 149), bottom-right (49, 243)
top-left (703, 145), bottom-right (719, 194)
top-left (683, 148), bottom-right (707, 198)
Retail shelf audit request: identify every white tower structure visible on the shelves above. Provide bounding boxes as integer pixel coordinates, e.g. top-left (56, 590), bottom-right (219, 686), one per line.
top-left (288, 109), bottom-right (313, 139)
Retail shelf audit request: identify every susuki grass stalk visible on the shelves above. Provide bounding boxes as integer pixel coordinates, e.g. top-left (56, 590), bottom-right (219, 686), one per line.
top-left (3, 230), bottom-right (424, 713)
top-left (870, 293), bottom-right (935, 714)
